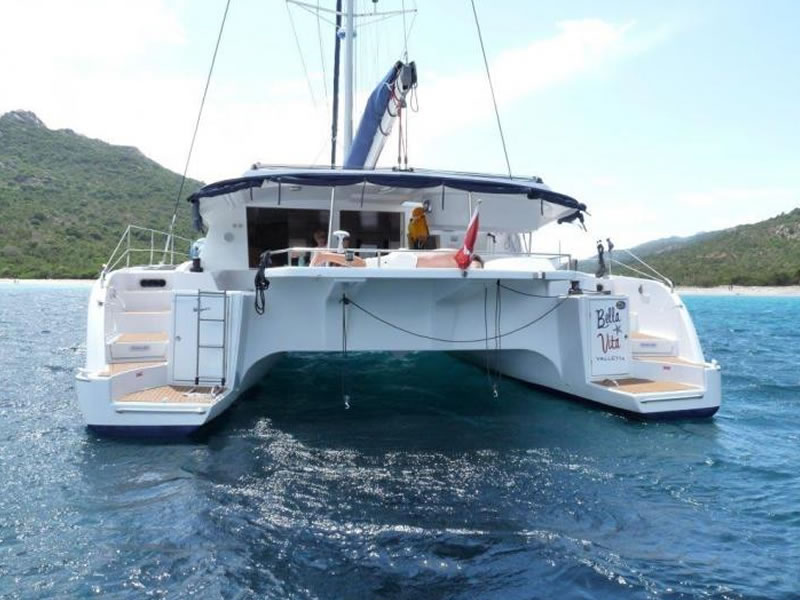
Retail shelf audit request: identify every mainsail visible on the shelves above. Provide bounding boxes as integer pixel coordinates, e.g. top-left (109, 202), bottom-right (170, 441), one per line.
top-left (344, 60), bottom-right (417, 169)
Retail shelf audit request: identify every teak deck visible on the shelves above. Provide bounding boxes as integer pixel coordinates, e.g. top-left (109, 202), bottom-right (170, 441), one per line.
top-left (117, 385), bottom-right (217, 404)
top-left (99, 361), bottom-right (165, 376)
top-left (596, 378), bottom-right (699, 394)
top-left (634, 356), bottom-right (704, 366)
top-left (116, 332), bottom-right (168, 343)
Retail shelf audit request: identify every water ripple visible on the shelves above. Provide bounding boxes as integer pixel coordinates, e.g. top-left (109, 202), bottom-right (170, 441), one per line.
top-left (1, 287), bottom-right (799, 598)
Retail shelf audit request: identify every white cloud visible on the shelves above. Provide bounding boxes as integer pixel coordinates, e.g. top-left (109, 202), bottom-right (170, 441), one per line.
top-left (552, 185), bottom-right (800, 257)
top-left (0, 9), bottom-right (653, 182)
top-left (0, 0), bottom-right (185, 66)
top-left (0, 6), bottom-right (674, 219)
top-left (589, 175), bottom-right (620, 189)
top-left (676, 186), bottom-right (798, 208)
top-left (391, 19), bottom-right (642, 168)
top-left (673, 187), bottom-right (800, 233)
top-left (0, 0), bottom-right (331, 181)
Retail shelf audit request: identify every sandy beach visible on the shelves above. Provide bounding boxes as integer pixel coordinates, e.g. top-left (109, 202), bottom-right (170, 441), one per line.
top-left (677, 285), bottom-right (800, 297)
top-left (0, 278), bottom-right (94, 287)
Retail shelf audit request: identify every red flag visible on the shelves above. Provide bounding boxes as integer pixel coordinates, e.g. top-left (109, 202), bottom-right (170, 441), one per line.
top-left (455, 203), bottom-right (480, 269)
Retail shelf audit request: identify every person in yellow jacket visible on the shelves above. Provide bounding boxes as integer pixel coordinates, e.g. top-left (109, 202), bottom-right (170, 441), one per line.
top-left (407, 207), bottom-right (430, 249)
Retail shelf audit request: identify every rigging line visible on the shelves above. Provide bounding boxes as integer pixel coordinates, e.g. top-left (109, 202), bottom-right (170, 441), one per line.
top-left (286, 1), bottom-right (318, 108)
top-left (484, 285), bottom-right (491, 382)
top-left (493, 279), bottom-right (502, 396)
top-left (316, 0), bottom-right (329, 105)
top-left (373, 0), bottom-right (380, 87)
top-left (167, 0), bottom-right (231, 233)
top-left (330, 0), bottom-right (343, 166)
top-left (292, 2), bottom-right (338, 26)
top-left (343, 294), bottom-right (567, 344)
top-left (341, 294), bottom-right (350, 408)
top-left (404, 99), bottom-right (410, 168)
top-left (309, 131), bottom-right (330, 165)
top-left (469, 0), bottom-right (512, 179)
top-left (357, 13), bottom-right (408, 29)
top-left (353, 0), bottom-right (358, 112)
top-left (290, 0), bottom-right (411, 18)
top-left (402, 8), bottom-right (418, 59)
top-left (401, 0), bottom-right (409, 61)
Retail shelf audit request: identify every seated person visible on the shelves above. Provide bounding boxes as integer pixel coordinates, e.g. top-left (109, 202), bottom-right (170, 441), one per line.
top-left (407, 207), bottom-right (430, 249)
top-left (313, 229), bottom-right (327, 248)
top-left (310, 249), bottom-right (484, 269)
top-left (305, 229), bottom-right (328, 266)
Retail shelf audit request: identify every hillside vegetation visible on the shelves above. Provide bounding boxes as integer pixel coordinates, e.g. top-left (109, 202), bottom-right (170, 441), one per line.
top-left (0, 110), bottom-right (201, 278)
top-left (2, 110), bottom-right (797, 285)
top-left (585, 210), bottom-right (800, 286)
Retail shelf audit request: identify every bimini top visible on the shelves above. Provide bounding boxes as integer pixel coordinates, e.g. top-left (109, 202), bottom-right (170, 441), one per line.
top-left (187, 166), bottom-right (586, 212)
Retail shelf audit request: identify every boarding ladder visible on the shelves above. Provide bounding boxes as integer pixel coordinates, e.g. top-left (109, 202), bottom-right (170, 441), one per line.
top-left (172, 290), bottom-right (228, 387)
top-left (194, 291), bottom-right (228, 386)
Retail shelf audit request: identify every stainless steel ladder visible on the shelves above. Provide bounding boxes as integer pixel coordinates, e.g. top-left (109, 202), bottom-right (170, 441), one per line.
top-left (194, 291), bottom-right (227, 386)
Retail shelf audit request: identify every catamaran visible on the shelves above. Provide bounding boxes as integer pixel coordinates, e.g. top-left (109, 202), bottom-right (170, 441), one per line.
top-left (75, 1), bottom-right (721, 434)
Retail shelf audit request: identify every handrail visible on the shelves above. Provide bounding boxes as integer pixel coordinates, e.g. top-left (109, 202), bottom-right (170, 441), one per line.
top-left (101, 225), bottom-right (193, 283)
top-left (268, 246), bottom-right (573, 268)
top-left (615, 249), bottom-right (674, 290)
top-left (611, 257), bottom-right (674, 290)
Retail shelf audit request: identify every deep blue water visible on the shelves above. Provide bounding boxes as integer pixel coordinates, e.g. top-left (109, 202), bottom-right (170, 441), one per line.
top-left (1, 285), bottom-right (799, 599)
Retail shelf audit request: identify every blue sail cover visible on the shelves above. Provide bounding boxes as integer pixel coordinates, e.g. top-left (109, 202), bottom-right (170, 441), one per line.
top-left (344, 61), bottom-right (417, 169)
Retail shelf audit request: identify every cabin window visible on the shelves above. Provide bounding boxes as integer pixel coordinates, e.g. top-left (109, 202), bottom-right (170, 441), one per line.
top-left (246, 208), bottom-right (329, 267)
top-left (339, 210), bottom-right (403, 254)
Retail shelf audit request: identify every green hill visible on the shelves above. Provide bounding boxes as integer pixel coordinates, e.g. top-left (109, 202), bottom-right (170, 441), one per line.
top-left (2, 109), bottom-right (797, 285)
top-left (583, 210), bottom-right (800, 286)
top-left (0, 110), bottom-right (201, 278)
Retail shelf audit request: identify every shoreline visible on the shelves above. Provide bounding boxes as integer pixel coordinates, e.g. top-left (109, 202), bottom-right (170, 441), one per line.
top-left (676, 285), bottom-right (800, 297)
top-left (2, 278), bottom-right (799, 296)
top-left (0, 278), bottom-right (94, 287)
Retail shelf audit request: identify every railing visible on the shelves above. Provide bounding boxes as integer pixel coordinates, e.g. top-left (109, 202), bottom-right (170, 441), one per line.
top-left (267, 246), bottom-right (574, 269)
top-left (101, 225), bottom-right (193, 281)
top-left (610, 249), bottom-right (674, 290)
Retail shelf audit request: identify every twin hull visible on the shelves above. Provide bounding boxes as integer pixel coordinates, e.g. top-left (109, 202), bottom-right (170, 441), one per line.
top-left (76, 267), bottom-right (721, 432)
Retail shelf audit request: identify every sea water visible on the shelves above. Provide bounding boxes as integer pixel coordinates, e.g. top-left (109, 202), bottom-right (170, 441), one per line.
top-left (0, 285), bottom-right (798, 599)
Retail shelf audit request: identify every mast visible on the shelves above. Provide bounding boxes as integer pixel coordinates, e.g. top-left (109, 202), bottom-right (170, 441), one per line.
top-left (342, 0), bottom-right (355, 158)
top-left (330, 0), bottom-right (342, 166)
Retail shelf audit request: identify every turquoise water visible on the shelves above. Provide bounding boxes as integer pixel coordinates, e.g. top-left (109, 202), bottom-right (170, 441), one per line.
top-left (0, 285), bottom-right (798, 599)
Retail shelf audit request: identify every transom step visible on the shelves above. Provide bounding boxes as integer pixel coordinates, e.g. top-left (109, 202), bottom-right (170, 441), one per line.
top-left (596, 378), bottom-right (699, 394)
top-left (109, 331), bottom-right (169, 361)
top-left (116, 385), bottom-right (219, 405)
top-left (115, 332), bottom-right (168, 343)
top-left (634, 356), bottom-right (704, 367)
top-left (98, 361), bottom-right (166, 376)
top-left (630, 332), bottom-right (677, 356)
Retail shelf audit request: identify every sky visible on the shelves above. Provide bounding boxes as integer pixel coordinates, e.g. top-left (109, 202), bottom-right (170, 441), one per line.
top-left (1, 0), bottom-right (798, 257)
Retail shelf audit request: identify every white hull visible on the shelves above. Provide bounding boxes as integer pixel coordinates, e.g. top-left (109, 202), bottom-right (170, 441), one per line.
top-left (75, 263), bottom-right (720, 434)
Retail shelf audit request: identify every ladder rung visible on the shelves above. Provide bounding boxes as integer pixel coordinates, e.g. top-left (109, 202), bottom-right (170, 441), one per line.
top-left (198, 345), bottom-right (224, 349)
